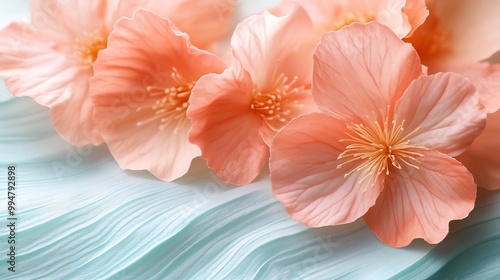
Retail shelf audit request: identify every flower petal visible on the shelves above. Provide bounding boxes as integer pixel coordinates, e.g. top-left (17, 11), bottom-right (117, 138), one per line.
top-left (147, 0), bottom-right (234, 50)
top-left (0, 22), bottom-right (76, 106)
top-left (0, 22), bottom-right (102, 146)
top-left (395, 72), bottom-right (486, 157)
top-left (231, 5), bottom-right (315, 88)
top-left (457, 111), bottom-right (500, 190)
top-left (29, 0), bottom-right (106, 43)
top-left (270, 113), bottom-right (384, 227)
top-left (91, 9), bottom-right (225, 180)
top-left (188, 65), bottom-right (268, 186)
top-left (364, 150), bottom-right (476, 247)
top-left (104, 0), bottom-right (152, 30)
top-left (402, 0), bottom-right (429, 37)
top-left (50, 75), bottom-right (104, 146)
top-left (410, 0), bottom-right (500, 65)
top-left (440, 62), bottom-right (500, 114)
top-left (313, 22), bottom-right (422, 122)
top-left (271, 0), bottom-right (428, 38)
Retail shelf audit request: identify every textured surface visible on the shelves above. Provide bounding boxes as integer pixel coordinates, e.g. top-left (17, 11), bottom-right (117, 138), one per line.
top-left (1, 1), bottom-right (500, 279)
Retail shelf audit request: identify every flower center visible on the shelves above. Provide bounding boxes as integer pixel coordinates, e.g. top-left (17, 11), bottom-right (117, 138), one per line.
top-left (337, 114), bottom-right (429, 186)
top-left (136, 68), bottom-right (195, 133)
top-left (250, 73), bottom-right (304, 131)
top-left (74, 29), bottom-right (108, 67)
top-left (329, 13), bottom-right (375, 31)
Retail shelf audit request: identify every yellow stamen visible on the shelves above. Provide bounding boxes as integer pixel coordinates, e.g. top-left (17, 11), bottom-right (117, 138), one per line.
top-left (136, 68), bottom-right (195, 134)
top-left (337, 111), bottom-right (429, 188)
top-left (74, 29), bottom-right (108, 67)
top-left (250, 72), bottom-right (306, 131)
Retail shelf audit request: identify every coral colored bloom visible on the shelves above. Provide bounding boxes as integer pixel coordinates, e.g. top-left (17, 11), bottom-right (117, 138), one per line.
top-left (0, 0), bottom-right (233, 146)
top-left (187, 6), bottom-right (318, 186)
top-left (270, 22), bottom-right (487, 247)
top-left (404, 0), bottom-right (500, 113)
top-left (90, 10), bottom-right (226, 181)
top-left (271, 0), bottom-right (428, 39)
top-left (405, 0), bottom-right (500, 190)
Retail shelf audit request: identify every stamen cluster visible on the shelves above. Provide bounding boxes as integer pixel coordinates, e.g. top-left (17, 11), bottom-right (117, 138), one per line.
top-left (137, 68), bottom-right (194, 133)
top-left (251, 73), bottom-right (304, 130)
top-left (337, 113), bottom-right (429, 186)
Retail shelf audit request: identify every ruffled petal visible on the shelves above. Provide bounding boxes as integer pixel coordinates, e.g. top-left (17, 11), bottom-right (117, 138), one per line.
top-left (27, 0), bottom-right (146, 53)
top-left (457, 111), bottom-right (500, 190)
top-left (440, 62), bottom-right (500, 114)
top-left (270, 113), bottom-right (384, 227)
top-left (93, 101), bottom-right (200, 181)
top-left (395, 72), bottom-right (486, 157)
top-left (147, 0), bottom-right (234, 49)
top-left (0, 23), bottom-right (77, 106)
top-left (50, 74), bottom-right (103, 146)
top-left (364, 150), bottom-right (476, 247)
top-left (91, 10), bottom-right (225, 180)
top-left (29, 0), bottom-right (106, 45)
top-left (402, 0), bottom-right (429, 37)
top-left (0, 22), bottom-right (102, 146)
top-left (313, 22), bottom-right (422, 122)
top-left (231, 5), bottom-right (315, 88)
top-left (188, 65), bottom-right (268, 186)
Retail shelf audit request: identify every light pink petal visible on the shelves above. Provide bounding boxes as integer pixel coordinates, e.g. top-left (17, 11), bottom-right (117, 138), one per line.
top-left (29, 0), bottom-right (106, 44)
top-left (440, 62), bottom-right (500, 114)
top-left (270, 113), bottom-right (384, 227)
top-left (231, 5), bottom-right (315, 88)
top-left (413, 0), bottom-right (500, 65)
top-left (147, 0), bottom-right (234, 49)
top-left (50, 74), bottom-right (104, 146)
top-left (313, 22), bottom-right (422, 122)
top-left (0, 22), bottom-right (102, 146)
top-left (364, 150), bottom-right (476, 247)
top-left (27, 0), bottom-right (145, 52)
top-left (402, 0), bottom-right (429, 37)
top-left (188, 66), bottom-right (269, 186)
top-left (457, 111), bottom-right (500, 190)
top-left (395, 72), bottom-right (486, 157)
top-left (91, 10), bottom-right (225, 180)
top-left (0, 23), bottom-right (78, 106)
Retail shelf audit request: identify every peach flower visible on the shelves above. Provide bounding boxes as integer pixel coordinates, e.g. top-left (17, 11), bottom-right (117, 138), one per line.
top-left (405, 0), bottom-right (500, 113)
top-left (187, 6), bottom-right (318, 186)
top-left (404, 0), bottom-right (500, 190)
top-left (271, 0), bottom-right (428, 39)
top-left (270, 22), bottom-right (487, 247)
top-left (0, 0), bottom-right (233, 146)
top-left (90, 10), bottom-right (226, 181)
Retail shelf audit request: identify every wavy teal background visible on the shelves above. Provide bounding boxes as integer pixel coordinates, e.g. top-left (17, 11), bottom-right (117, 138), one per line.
top-left (1, 1), bottom-right (500, 279)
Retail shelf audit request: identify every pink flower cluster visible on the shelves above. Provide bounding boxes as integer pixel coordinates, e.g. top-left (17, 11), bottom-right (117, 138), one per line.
top-left (1, 0), bottom-right (499, 247)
